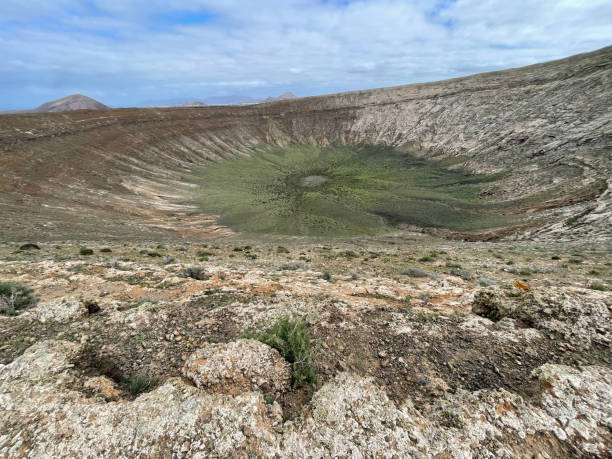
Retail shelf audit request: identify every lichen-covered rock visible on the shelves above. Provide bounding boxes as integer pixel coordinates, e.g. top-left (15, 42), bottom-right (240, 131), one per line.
top-left (1, 341), bottom-right (611, 457)
top-left (83, 376), bottom-right (121, 401)
top-left (0, 340), bottom-right (283, 458)
top-left (26, 296), bottom-right (83, 324)
top-left (472, 288), bottom-right (513, 322)
top-left (283, 373), bottom-right (422, 457)
top-left (532, 364), bottom-right (612, 456)
top-left (516, 288), bottom-right (611, 348)
top-left (183, 339), bottom-right (291, 395)
top-left (472, 287), bottom-right (611, 348)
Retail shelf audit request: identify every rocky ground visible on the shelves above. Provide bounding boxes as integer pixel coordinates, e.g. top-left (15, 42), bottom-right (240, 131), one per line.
top-left (1, 235), bottom-right (610, 457)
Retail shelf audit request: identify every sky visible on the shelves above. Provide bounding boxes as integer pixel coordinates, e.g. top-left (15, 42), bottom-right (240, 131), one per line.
top-left (0, 0), bottom-right (610, 109)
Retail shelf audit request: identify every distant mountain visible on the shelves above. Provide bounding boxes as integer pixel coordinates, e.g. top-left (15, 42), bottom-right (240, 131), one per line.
top-left (35, 94), bottom-right (109, 112)
top-left (181, 101), bottom-right (207, 107)
top-left (222, 92), bottom-right (299, 106)
top-left (137, 93), bottom-right (298, 107)
top-left (262, 92), bottom-right (297, 103)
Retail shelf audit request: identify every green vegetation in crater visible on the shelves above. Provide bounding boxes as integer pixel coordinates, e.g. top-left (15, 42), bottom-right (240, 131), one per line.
top-left (187, 143), bottom-right (519, 236)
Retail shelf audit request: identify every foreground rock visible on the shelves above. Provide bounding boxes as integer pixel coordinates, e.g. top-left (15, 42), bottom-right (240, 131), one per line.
top-left (183, 339), bottom-right (291, 395)
top-left (1, 340), bottom-right (610, 457)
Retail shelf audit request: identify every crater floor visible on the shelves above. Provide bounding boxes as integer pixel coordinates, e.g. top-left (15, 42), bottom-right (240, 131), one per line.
top-left (187, 143), bottom-right (526, 236)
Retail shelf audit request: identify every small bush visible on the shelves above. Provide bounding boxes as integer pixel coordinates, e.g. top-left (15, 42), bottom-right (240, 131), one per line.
top-left (277, 246), bottom-right (290, 254)
top-left (183, 266), bottom-right (209, 280)
top-left (147, 252), bottom-right (162, 258)
top-left (419, 256), bottom-right (434, 262)
top-left (551, 255), bottom-right (560, 260)
top-left (569, 258), bottom-right (583, 264)
top-left (519, 268), bottom-right (532, 276)
top-left (322, 272), bottom-right (331, 281)
top-left (100, 248), bottom-right (112, 253)
top-left (590, 284), bottom-right (606, 291)
top-left (129, 373), bottom-right (157, 396)
top-left (80, 247), bottom-right (94, 256)
top-left (451, 268), bottom-right (474, 281)
top-left (0, 281), bottom-right (37, 315)
top-left (280, 263), bottom-right (300, 271)
top-left (244, 316), bottom-right (315, 388)
top-left (19, 243), bottom-right (40, 251)
top-left (403, 268), bottom-right (429, 278)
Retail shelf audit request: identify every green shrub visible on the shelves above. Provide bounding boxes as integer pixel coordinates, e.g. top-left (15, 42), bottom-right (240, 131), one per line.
top-left (80, 247), bottom-right (94, 256)
top-left (277, 246), bottom-right (290, 254)
top-left (0, 281), bottom-right (37, 315)
top-left (19, 243), bottom-right (40, 251)
top-left (244, 316), bottom-right (315, 387)
top-left (419, 256), bottom-right (434, 262)
top-left (551, 255), bottom-right (560, 260)
top-left (129, 373), bottom-right (157, 396)
top-left (100, 248), bottom-right (112, 253)
top-left (322, 272), bottom-right (331, 281)
top-left (590, 284), bottom-right (606, 291)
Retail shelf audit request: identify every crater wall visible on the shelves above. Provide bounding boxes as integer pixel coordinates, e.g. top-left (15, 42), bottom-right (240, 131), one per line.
top-left (0, 46), bottom-right (610, 241)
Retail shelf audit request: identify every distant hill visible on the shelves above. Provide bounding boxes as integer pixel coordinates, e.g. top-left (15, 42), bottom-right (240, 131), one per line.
top-left (262, 92), bottom-right (297, 103)
top-left (35, 94), bottom-right (109, 112)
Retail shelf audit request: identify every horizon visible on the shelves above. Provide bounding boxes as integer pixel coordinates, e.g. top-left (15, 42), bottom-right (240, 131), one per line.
top-left (1, 0), bottom-right (610, 110)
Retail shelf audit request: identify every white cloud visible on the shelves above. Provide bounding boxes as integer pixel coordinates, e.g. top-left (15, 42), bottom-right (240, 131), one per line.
top-left (0, 0), bottom-right (609, 109)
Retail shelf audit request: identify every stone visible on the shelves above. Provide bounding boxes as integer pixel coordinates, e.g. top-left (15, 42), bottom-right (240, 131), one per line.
top-left (183, 339), bottom-right (291, 395)
top-left (83, 376), bottom-right (121, 401)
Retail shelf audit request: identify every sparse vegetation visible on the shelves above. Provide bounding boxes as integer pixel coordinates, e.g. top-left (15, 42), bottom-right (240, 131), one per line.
top-left (79, 247), bottom-right (94, 256)
top-left (243, 316), bottom-right (315, 387)
top-left (0, 281), bottom-right (37, 315)
top-left (187, 144), bottom-right (515, 236)
top-left (129, 373), bottom-right (157, 396)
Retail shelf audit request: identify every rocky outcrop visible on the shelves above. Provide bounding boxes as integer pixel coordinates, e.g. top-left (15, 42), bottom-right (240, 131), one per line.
top-left (183, 339), bottom-right (291, 395)
top-left (1, 340), bottom-right (610, 457)
top-left (472, 287), bottom-right (611, 348)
